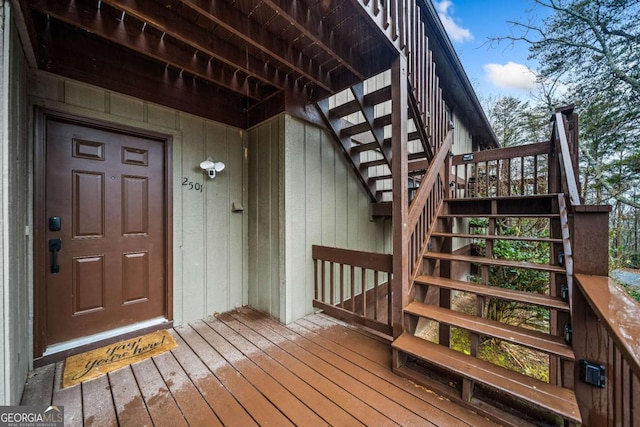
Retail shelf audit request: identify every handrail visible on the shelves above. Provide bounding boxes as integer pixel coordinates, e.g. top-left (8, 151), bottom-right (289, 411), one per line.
top-left (451, 141), bottom-right (552, 165)
top-left (574, 274), bottom-right (640, 426)
top-left (575, 274), bottom-right (640, 379)
top-left (406, 131), bottom-right (451, 286)
top-left (408, 131), bottom-right (452, 232)
top-left (554, 112), bottom-right (581, 206)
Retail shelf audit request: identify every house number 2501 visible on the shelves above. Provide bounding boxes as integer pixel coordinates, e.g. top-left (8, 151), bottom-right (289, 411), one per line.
top-left (182, 177), bottom-right (203, 192)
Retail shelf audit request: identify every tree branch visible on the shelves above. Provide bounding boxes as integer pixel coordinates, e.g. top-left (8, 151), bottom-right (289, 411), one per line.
top-left (580, 144), bottom-right (640, 208)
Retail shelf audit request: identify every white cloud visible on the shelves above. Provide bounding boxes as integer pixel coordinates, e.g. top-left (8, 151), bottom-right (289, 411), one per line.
top-left (435, 1), bottom-right (473, 43)
top-left (483, 62), bottom-right (538, 90)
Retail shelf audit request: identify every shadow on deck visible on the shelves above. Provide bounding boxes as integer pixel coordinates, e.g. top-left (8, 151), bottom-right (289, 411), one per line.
top-left (21, 307), bottom-right (497, 426)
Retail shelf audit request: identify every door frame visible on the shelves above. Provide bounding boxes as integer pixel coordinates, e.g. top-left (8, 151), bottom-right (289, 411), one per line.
top-left (33, 108), bottom-right (173, 358)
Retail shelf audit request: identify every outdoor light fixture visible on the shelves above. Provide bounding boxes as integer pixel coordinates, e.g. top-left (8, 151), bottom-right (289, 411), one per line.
top-left (200, 157), bottom-right (225, 179)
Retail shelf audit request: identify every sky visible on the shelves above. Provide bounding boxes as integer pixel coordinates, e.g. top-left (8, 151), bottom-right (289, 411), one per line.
top-left (432, 0), bottom-right (551, 102)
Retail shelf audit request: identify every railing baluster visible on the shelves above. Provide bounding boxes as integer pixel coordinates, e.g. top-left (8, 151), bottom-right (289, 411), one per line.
top-left (314, 259), bottom-right (318, 300)
top-left (321, 260), bottom-right (326, 302)
top-left (330, 262), bottom-right (335, 304)
top-left (361, 267), bottom-right (367, 317)
top-left (534, 155), bottom-right (539, 194)
top-left (496, 159), bottom-right (501, 196)
top-left (520, 156), bottom-right (525, 194)
top-left (374, 270), bottom-right (379, 320)
top-left (340, 263), bottom-right (345, 308)
top-left (389, 0), bottom-right (402, 39)
top-left (484, 161), bottom-right (489, 196)
top-left (351, 265), bottom-right (355, 313)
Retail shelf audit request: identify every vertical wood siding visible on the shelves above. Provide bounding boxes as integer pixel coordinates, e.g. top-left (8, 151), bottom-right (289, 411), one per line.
top-left (0, 7), bottom-right (31, 404)
top-left (247, 115), bottom-right (283, 319)
top-left (30, 72), bottom-right (248, 328)
top-left (249, 114), bottom-right (391, 323)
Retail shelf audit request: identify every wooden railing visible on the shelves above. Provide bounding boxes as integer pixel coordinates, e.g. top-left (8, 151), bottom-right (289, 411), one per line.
top-left (407, 132), bottom-right (451, 284)
top-left (358, 0), bottom-right (448, 156)
top-left (552, 110), bottom-right (581, 205)
top-left (451, 141), bottom-right (553, 198)
top-left (574, 274), bottom-right (640, 426)
top-left (312, 245), bottom-right (393, 337)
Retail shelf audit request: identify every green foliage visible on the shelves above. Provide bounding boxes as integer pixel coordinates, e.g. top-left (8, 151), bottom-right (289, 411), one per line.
top-left (449, 327), bottom-right (549, 382)
top-left (623, 285), bottom-right (640, 304)
top-left (471, 219), bottom-right (551, 327)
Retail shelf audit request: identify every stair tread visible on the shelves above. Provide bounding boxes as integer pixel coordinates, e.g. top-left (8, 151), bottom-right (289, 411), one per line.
top-left (404, 301), bottom-right (574, 359)
top-left (361, 158), bottom-right (388, 168)
top-left (444, 194), bottom-right (560, 203)
top-left (392, 333), bottom-right (581, 423)
top-left (414, 275), bottom-right (570, 311)
top-left (342, 121), bottom-right (370, 136)
top-left (438, 214), bottom-right (560, 219)
top-left (423, 252), bottom-right (566, 273)
top-left (431, 232), bottom-right (563, 244)
top-left (329, 86), bottom-right (392, 118)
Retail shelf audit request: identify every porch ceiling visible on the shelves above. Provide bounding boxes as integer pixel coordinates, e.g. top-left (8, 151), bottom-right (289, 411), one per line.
top-left (25, 0), bottom-right (394, 127)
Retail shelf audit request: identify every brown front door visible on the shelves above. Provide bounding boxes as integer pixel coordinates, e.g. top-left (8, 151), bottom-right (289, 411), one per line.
top-left (43, 116), bottom-right (168, 346)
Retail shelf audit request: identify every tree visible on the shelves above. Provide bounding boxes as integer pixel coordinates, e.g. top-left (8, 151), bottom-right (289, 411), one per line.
top-left (496, 0), bottom-right (640, 98)
top-left (490, 0), bottom-right (640, 268)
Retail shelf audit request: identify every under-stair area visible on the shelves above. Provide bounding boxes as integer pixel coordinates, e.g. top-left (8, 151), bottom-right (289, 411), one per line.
top-left (392, 193), bottom-right (581, 426)
top-left (316, 70), bottom-right (437, 209)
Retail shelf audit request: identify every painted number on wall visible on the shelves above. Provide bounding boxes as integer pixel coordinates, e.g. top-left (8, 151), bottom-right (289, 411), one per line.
top-left (182, 177), bottom-right (203, 192)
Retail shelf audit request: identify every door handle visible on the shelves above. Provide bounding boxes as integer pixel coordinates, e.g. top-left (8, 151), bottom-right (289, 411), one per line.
top-left (49, 238), bottom-right (61, 273)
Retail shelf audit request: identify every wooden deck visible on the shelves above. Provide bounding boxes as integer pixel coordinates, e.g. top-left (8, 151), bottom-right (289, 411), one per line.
top-left (21, 307), bottom-right (498, 426)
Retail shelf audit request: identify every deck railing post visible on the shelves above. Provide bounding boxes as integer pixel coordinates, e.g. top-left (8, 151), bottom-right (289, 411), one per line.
top-left (391, 54), bottom-right (409, 342)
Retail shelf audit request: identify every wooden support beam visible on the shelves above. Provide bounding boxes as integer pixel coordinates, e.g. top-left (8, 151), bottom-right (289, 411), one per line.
top-left (31, 0), bottom-right (265, 100)
top-left (260, 0), bottom-right (367, 80)
top-left (391, 54), bottom-right (409, 341)
top-left (100, 0), bottom-right (286, 90)
top-left (181, 0), bottom-right (334, 92)
top-left (37, 19), bottom-right (246, 128)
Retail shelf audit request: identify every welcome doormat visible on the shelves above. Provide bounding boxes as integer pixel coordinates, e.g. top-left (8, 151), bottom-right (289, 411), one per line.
top-left (62, 329), bottom-right (177, 388)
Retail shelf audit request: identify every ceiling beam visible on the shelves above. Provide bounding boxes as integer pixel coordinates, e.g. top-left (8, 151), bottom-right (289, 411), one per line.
top-left (30, 0), bottom-right (266, 100)
top-left (101, 0), bottom-right (286, 90)
top-left (38, 18), bottom-right (247, 128)
top-left (252, 0), bottom-right (367, 80)
top-left (180, 0), bottom-right (336, 92)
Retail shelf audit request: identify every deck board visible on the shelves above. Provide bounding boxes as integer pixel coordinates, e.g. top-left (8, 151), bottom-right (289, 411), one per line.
top-left (130, 357), bottom-right (189, 427)
top-left (234, 312), bottom-right (432, 426)
top-left (228, 311), bottom-right (396, 426)
top-left (190, 319), bottom-right (326, 427)
top-left (205, 315), bottom-right (363, 426)
top-left (169, 331), bottom-right (257, 426)
top-left (151, 349), bottom-right (221, 426)
top-left (108, 366), bottom-right (153, 427)
top-left (52, 362), bottom-right (83, 427)
top-left (81, 374), bottom-right (118, 426)
top-left (21, 307), bottom-right (500, 427)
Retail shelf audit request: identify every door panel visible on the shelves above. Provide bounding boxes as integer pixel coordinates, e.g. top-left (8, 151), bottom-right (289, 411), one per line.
top-left (45, 118), bottom-right (167, 345)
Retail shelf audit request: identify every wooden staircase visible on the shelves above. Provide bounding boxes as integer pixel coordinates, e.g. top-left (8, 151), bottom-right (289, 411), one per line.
top-left (316, 74), bottom-right (434, 207)
top-left (392, 193), bottom-right (582, 426)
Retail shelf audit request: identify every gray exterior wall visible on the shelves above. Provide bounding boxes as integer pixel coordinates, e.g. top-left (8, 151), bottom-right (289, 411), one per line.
top-left (0, 3), bottom-right (31, 405)
top-left (247, 115), bottom-right (284, 320)
top-left (29, 72), bottom-right (249, 327)
top-left (248, 114), bottom-right (392, 324)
